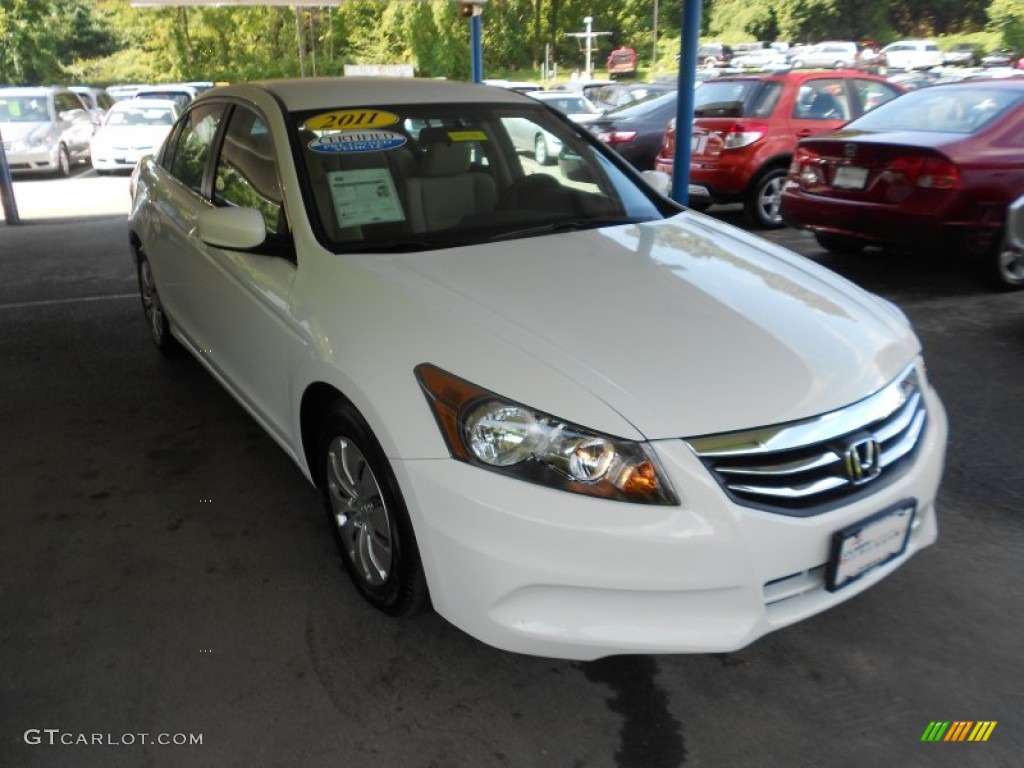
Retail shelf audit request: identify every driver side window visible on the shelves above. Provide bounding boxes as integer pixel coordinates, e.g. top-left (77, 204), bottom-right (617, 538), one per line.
top-left (167, 103), bottom-right (225, 195)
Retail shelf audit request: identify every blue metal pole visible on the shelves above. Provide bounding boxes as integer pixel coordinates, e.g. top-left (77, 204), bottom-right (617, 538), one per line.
top-left (471, 15), bottom-right (483, 83)
top-left (670, 0), bottom-right (702, 204)
top-left (0, 128), bottom-right (20, 225)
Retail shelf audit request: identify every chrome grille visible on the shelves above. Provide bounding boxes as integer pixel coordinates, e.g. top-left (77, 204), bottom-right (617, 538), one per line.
top-left (687, 364), bottom-right (927, 516)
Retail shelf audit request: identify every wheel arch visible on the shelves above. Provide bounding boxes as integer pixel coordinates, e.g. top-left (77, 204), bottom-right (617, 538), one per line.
top-left (300, 381), bottom-right (347, 489)
top-left (744, 155), bottom-right (792, 197)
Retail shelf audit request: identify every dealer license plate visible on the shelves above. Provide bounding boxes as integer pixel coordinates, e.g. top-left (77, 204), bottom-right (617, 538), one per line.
top-left (827, 500), bottom-right (915, 592)
top-left (832, 165), bottom-right (868, 190)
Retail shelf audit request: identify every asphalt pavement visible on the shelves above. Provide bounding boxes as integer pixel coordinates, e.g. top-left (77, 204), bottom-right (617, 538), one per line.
top-left (1, 172), bottom-right (1022, 768)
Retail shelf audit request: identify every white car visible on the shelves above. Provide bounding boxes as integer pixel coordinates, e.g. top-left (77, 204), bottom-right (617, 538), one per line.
top-left (505, 91), bottom-right (602, 164)
top-left (790, 41), bottom-right (859, 69)
top-left (880, 40), bottom-right (944, 71)
top-left (90, 98), bottom-right (179, 173)
top-left (0, 86), bottom-right (95, 176)
top-left (128, 78), bottom-right (947, 660)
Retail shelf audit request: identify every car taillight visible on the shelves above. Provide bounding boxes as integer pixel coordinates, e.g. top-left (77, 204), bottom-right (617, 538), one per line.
top-left (599, 130), bottom-right (638, 145)
top-left (792, 148), bottom-right (825, 187)
top-left (886, 154), bottom-right (960, 190)
top-left (723, 122), bottom-right (768, 149)
top-left (917, 156), bottom-right (960, 189)
top-left (660, 119), bottom-right (676, 156)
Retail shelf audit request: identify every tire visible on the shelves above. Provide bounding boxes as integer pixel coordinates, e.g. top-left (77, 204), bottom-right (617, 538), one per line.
top-left (534, 134), bottom-right (553, 166)
top-left (993, 235), bottom-right (1024, 290)
top-left (814, 232), bottom-right (865, 254)
top-left (53, 145), bottom-right (71, 178)
top-left (320, 401), bottom-right (428, 617)
top-left (791, 59), bottom-right (804, 69)
top-left (744, 167), bottom-right (788, 229)
top-left (704, 57), bottom-right (717, 69)
top-left (136, 250), bottom-right (179, 355)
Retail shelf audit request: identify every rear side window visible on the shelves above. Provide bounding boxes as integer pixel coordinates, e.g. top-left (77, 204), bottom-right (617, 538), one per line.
top-left (166, 103), bottom-right (225, 194)
top-left (694, 81), bottom-right (761, 117)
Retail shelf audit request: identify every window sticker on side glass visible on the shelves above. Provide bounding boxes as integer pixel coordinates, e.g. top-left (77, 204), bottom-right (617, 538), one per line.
top-left (305, 109), bottom-right (400, 131)
top-left (327, 168), bottom-right (405, 228)
top-left (309, 130), bottom-right (407, 154)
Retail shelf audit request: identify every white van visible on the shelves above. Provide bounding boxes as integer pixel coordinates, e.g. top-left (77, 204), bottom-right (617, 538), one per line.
top-left (880, 40), bottom-right (943, 71)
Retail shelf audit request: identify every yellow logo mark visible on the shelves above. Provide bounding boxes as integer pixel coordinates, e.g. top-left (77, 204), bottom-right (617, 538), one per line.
top-left (305, 109), bottom-right (399, 132)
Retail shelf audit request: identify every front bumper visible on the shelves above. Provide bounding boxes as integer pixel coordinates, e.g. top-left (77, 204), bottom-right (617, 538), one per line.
top-left (3, 146), bottom-right (60, 174)
top-left (393, 386), bottom-right (947, 660)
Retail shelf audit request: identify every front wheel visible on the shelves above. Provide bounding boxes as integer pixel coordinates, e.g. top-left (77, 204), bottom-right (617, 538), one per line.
top-left (744, 167), bottom-right (787, 229)
top-left (534, 134), bottom-right (553, 166)
top-left (136, 251), bottom-right (178, 355)
top-left (53, 145), bottom-right (71, 178)
top-left (993, 233), bottom-right (1024, 290)
top-left (320, 401), bottom-right (428, 617)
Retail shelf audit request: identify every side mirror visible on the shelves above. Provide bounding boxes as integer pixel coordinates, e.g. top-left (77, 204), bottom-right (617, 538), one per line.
top-left (641, 170), bottom-right (672, 197)
top-left (197, 207), bottom-right (267, 250)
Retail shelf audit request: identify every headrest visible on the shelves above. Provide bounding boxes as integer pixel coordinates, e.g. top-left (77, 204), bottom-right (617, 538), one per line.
top-left (418, 127), bottom-right (472, 177)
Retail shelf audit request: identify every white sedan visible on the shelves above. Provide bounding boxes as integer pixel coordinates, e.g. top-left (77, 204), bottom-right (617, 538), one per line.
top-left (90, 98), bottom-right (179, 173)
top-left (128, 78), bottom-right (947, 660)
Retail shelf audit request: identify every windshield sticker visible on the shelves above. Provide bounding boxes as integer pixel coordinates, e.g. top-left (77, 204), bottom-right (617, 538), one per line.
top-left (304, 109), bottom-right (399, 132)
top-left (446, 130), bottom-right (488, 142)
top-left (327, 167), bottom-right (406, 229)
top-left (309, 130), bottom-right (407, 154)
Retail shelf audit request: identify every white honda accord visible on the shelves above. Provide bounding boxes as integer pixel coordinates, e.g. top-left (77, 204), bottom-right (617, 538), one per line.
top-left (128, 78), bottom-right (947, 660)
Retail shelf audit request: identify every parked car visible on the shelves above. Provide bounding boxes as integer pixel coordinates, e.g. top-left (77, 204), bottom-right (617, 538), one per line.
top-left (981, 50), bottom-right (1021, 68)
top-left (996, 193), bottom-right (1024, 288)
top-left (588, 81), bottom-right (674, 112)
top-left (942, 44), bottom-right (982, 67)
top-left (89, 98), bottom-right (179, 173)
top-left (586, 90), bottom-right (678, 169)
top-left (606, 46), bottom-right (638, 78)
top-left (528, 90), bottom-right (602, 121)
top-left (70, 86), bottom-right (116, 124)
top-left (0, 86), bottom-right (94, 176)
top-left (127, 77), bottom-right (947, 660)
top-left (789, 41), bottom-right (858, 69)
top-left (132, 84), bottom-right (199, 110)
top-left (654, 70), bottom-right (904, 226)
top-left (878, 40), bottom-right (943, 71)
top-left (731, 48), bottom-right (789, 70)
top-left (697, 43), bottom-right (733, 68)
top-left (781, 80), bottom-right (1024, 289)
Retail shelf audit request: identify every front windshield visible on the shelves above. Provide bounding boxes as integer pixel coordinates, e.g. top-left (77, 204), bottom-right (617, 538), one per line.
top-left (0, 95), bottom-right (51, 123)
top-left (292, 102), bottom-right (677, 252)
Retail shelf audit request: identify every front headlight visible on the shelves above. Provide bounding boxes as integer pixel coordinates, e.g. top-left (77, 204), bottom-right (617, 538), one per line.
top-left (28, 129), bottom-right (54, 148)
top-left (416, 364), bottom-right (678, 505)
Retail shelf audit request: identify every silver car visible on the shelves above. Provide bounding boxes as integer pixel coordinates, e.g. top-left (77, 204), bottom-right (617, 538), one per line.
top-left (0, 87), bottom-right (95, 176)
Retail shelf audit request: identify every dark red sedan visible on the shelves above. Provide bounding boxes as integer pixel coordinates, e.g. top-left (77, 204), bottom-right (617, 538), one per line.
top-left (781, 79), bottom-right (1024, 288)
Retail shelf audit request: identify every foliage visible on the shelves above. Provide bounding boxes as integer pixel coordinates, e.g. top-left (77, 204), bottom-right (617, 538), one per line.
top-left (1, 0), bottom-right (1021, 88)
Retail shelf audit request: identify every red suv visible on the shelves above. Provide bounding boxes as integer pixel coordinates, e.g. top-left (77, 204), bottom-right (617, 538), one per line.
top-left (655, 71), bottom-right (904, 227)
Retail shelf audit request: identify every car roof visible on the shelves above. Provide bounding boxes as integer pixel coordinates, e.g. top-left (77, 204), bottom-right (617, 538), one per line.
top-left (112, 98), bottom-right (179, 109)
top-left (0, 86), bottom-right (64, 96)
top-left (201, 78), bottom-right (532, 112)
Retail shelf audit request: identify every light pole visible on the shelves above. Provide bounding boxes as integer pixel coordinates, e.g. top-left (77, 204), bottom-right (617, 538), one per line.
top-left (584, 16), bottom-right (593, 79)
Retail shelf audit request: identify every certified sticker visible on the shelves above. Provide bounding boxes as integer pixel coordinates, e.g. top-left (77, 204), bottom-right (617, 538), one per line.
top-left (308, 130), bottom-right (408, 154)
top-left (304, 109), bottom-right (399, 131)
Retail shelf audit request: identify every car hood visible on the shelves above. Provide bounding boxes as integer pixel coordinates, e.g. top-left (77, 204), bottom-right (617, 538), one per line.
top-left (356, 213), bottom-right (919, 439)
top-left (0, 121), bottom-right (49, 140)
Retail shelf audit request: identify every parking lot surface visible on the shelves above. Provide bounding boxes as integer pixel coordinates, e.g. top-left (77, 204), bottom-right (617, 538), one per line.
top-left (1, 173), bottom-right (1022, 767)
